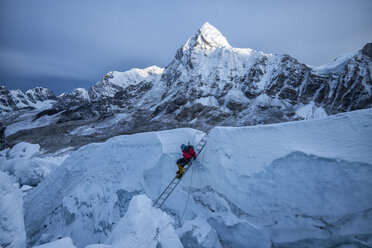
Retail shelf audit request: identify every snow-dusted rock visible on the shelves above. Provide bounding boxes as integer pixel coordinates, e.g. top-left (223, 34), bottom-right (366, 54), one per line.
top-left (25, 87), bottom-right (56, 103)
top-left (0, 86), bottom-right (57, 117)
top-left (0, 171), bottom-right (26, 248)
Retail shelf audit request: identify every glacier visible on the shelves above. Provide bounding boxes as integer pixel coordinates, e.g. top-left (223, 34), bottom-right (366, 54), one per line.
top-left (11, 108), bottom-right (371, 248)
top-left (0, 142), bottom-right (70, 186)
top-left (0, 171), bottom-right (26, 248)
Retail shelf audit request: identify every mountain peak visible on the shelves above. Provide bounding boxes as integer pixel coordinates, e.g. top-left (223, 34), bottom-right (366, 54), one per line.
top-left (198, 22), bottom-right (230, 48)
top-left (184, 22), bottom-right (231, 50)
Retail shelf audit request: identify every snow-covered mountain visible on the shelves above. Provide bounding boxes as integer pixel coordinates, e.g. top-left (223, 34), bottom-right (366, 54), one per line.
top-left (1, 23), bottom-right (371, 152)
top-left (54, 23), bottom-right (371, 128)
top-left (0, 86), bottom-right (56, 112)
top-left (89, 65), bottom-right (164, 100)
top-left (2, 108), bottom-right (369, 247)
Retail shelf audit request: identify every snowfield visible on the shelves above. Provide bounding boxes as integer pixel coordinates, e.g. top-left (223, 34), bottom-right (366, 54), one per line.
top-left (2, 108), bottom-right (372, 248)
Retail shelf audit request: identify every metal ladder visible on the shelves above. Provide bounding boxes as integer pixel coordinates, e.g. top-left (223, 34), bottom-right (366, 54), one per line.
top-left (153, 133), bottom-right (209, 208)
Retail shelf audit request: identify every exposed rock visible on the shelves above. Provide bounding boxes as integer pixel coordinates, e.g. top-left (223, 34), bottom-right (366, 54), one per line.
top-left (361, 43), bottom-right (372, 58)
top-left (0, 123), bottom-right (8, 150)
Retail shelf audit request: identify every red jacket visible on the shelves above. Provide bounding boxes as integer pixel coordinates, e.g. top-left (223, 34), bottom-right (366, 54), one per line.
top-left (183, 147), bottom-right (196, 160)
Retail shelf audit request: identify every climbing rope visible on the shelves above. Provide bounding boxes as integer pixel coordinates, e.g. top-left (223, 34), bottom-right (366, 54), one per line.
top-left (178, 152), bottom-right (195, 225)
top-left (179, 133), bottom-right (208, 224)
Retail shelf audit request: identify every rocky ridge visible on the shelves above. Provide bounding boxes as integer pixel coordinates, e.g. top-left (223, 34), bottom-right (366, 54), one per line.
top-left (0, 87), bottom-right (56, 112)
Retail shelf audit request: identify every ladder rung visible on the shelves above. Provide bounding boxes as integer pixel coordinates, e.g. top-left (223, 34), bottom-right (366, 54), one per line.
top-left (153, 133), bottom-right (209, 208)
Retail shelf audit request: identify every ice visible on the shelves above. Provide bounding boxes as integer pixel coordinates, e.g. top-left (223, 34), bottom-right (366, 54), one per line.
top-left (178, 216), bottom-right (222, 248)
top-left (0, 171), bottom-right (26, 248)
top-left (0, 142), bottom-right (69, 186)
top-left (32, 237), bottom-right (76, 248)
top-left (23, 128), bottom-right (202, 247)
top-left (105, 195), bottom-right (182, 248)
top-left (21, 109), bottom-right (372, 247)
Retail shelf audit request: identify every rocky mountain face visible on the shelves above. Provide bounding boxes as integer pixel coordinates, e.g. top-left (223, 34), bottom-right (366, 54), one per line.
top-left (0, 123), bottom-right (7, 150)
top-left (1, 23), bottom-right (371, 151)
top-left (0, 86), bottom-right (57, 114)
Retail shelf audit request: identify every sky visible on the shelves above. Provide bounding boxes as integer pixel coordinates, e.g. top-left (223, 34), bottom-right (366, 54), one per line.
top-left (0, 0), bottom-right (371, 94)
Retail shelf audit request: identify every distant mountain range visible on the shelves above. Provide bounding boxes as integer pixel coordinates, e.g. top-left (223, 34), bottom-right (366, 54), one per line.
top-left (1, 22), bottom-right (371, 151)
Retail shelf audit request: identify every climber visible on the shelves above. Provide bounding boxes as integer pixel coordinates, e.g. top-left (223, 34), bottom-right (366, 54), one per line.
top-left (176, 144), bottom-right (196, 178)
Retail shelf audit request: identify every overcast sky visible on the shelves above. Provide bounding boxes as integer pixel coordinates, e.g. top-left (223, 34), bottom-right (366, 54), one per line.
top-left (1, 0), bottom-right (371, 94)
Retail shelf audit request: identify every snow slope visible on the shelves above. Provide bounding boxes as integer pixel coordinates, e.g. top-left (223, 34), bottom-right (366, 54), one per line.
top-left (4, 100), bottom-right (58, 136)
top-left (313, 52), bottom-right (358, 75)
top-left (23, 109), bottom-right (372, 248)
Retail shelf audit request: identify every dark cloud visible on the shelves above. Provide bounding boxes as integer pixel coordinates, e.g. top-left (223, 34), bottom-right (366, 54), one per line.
top-left (1, 0), bottom-right (371, 94)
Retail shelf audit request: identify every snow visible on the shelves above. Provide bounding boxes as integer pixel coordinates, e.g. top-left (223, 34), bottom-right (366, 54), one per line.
top-left (5, 101), bottom-right (58, 136)
top-left (90, 65), bottom-right (164, 99)
top-left (193, 96), bottom-right (219, 107)
top-left (197, 22), bottom-right (231, 48)
top-left (28, 99), bottom-right (55, 109)
top-left (224, 89), bottom-right (249, 104)
top-left (254, 93), bottom-right (272, 107)
top-left (69, 113), bottom-right (130, 136)
top-left (5, 88), bottom-right (55, 111)
top-left (313, 52), bottom-right (357, 74)
top-left (71, 88), bottom-right (90, 101)
top-left (32, 237), bottom-right (76, 248)
top-left (0, 171), bottom-right (26, 248)
top-left (9, 90), bottom-right (29, 108)
top-left (295, 102), bottom-right (328, 119)
top-left (22, 109), bottom-right (372, 248)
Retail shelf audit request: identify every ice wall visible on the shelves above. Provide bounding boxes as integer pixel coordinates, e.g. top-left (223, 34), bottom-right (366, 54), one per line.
top-left (0, 171), bottom-right (26, 248)
top-left (23, 109), bottom-right (372, 248)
